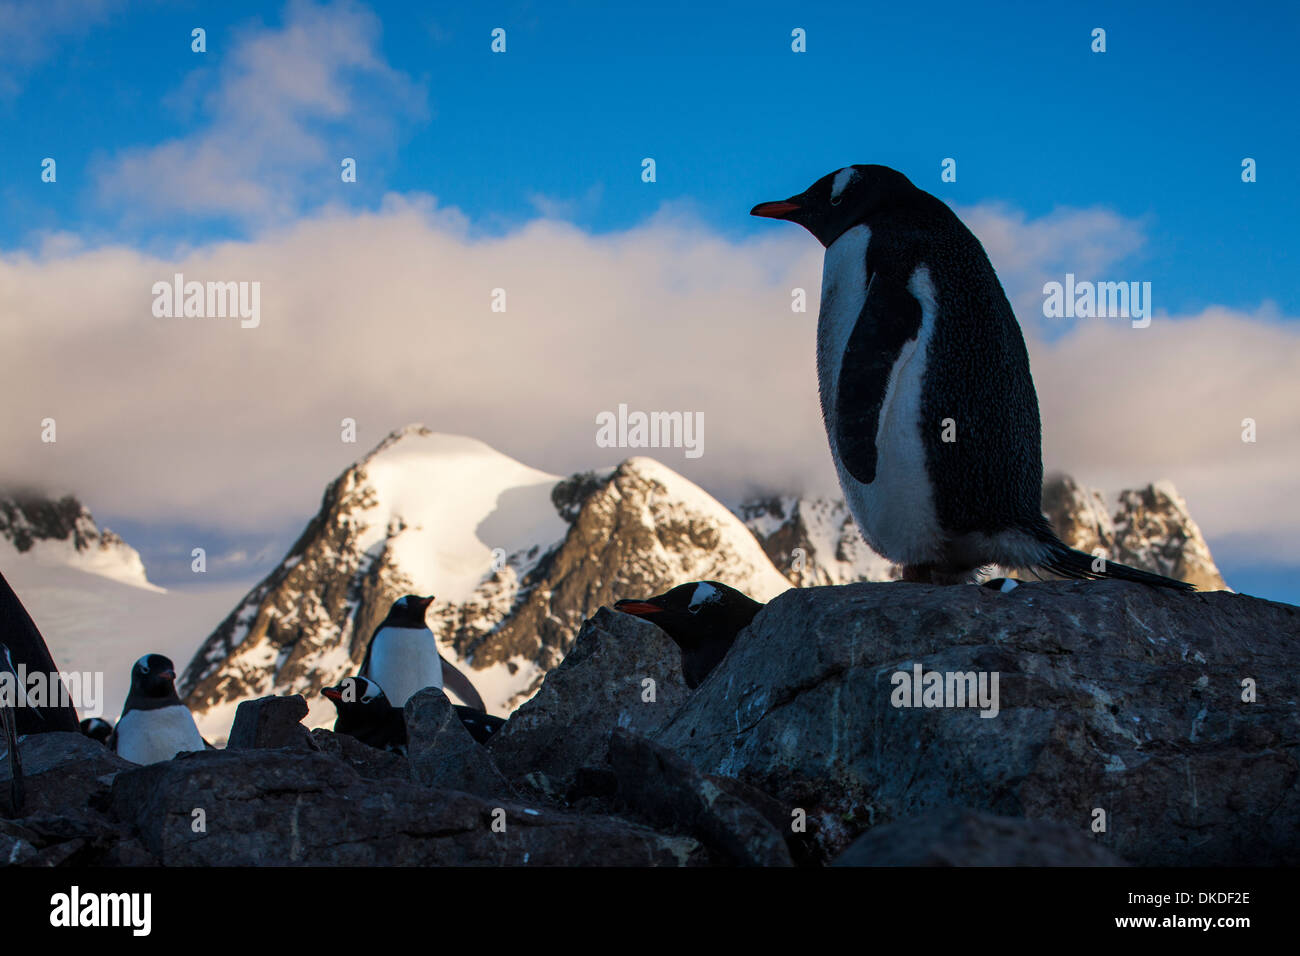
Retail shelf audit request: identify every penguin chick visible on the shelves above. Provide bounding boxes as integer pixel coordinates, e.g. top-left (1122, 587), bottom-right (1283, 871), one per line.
top-left (110, 654), bottom-right (206, 764)
top-left (751, 165), bottom-right (1193, 590)
top-left (615, 581), bottom-right (763, 688)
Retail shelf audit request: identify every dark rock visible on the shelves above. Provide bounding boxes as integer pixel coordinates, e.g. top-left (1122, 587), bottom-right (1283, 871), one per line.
top-left (110, 748), bottom-right (703, 866)
top-left (310, 728), bottom-right (409, 781)
top-left (655, 581), bottom-right (1300, 865)
top-left (489, 607), bottom-right (689, 793)
top-left (608, 729), bottom-right (791, 866)
top-left (0, 731), bottom-right (131, 814)
top-left (226, 694), bottom-right (316, 750)
top-left (832, 808), bottom-right (1128, 866)
top-left (404, 688), bottom-right (511, 798)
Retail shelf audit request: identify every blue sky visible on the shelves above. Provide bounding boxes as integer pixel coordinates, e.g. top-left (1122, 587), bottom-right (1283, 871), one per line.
top-left (3, 0), bottom-right (1297, 316)
top-left (1, 0), bottom-right (1297, 605)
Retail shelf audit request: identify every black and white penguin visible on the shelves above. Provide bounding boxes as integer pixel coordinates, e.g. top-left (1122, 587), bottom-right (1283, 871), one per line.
top-left (322, 676), bottom-right (407, 753)
top-left (751, 165), bottom-right (1193, 589)
top-left (614, 581), bottom-right (763, 688)
top-left (323, 675), bottom-right (504, 749)
top-left (79, 716), bottom-right (114, 744)
top-left (360, 595), bottom-right (489, 710)
top-left (109, 654), bottom-right (206, 764)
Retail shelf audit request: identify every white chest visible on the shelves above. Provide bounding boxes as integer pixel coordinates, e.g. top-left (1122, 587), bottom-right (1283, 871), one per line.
top-left (367, 626), bottom-right (444, 707)
top-left (116, 705), bottom-right (204, 765)
top-left (816, 230), bottom-right (944, 564)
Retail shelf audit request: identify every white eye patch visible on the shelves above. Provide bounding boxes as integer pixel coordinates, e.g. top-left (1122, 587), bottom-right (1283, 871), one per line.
top-left (688, 582), bottom-right (721, 611)
top-left (831, 166), bottom-right (857, 200)
top-left (135, 655), bottom-right (151, 674)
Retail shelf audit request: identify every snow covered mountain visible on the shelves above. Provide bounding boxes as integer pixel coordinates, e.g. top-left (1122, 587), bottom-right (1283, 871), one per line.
top-left (178, 426), bottom-right (791, 739)
top-left (0, 491), bottom-right (160, 591)
top-left (736, 475), bottom-right (1227, 590)
top-left (734, 495), bottom-right (899, 586)
top-left (1041, 475), bottom-right (1227, 591)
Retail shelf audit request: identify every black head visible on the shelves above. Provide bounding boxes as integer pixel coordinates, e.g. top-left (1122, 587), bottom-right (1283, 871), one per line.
top-left (614, 581), bottom-right (763, 649)
top-left (379, 594), bottom-right (435, 629)
top-left (322, 675), bottom-right (392, 716)
top-left (128, 654), bottom-right (180, 700)
top-left (80, 716), bottom-right (114, 743)
top-left (751, 164), bottom-right (919, 247)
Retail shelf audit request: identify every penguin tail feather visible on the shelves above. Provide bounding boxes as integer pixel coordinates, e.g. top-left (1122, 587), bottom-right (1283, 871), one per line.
top-left (1037, 539), bottom-right (1195, 592)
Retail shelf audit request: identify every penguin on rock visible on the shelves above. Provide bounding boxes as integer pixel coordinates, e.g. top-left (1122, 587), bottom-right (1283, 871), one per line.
top-left (751, 165), bottom-right (1192, 590)
top-left (109, 654), bottom-right (207, 765)
top-left (615, 581), bottom-right (764, 688)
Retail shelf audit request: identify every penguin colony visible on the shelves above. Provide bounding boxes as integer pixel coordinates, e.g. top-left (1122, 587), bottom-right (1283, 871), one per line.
top-left (46, 163), bottom-right (1188, 766)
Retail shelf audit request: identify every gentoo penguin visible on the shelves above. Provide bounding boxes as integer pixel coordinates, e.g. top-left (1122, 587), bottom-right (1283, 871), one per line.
top-left (109, 654), bottom-right (206, 764)
top-left (80, 716), bottom-right (114, 744)
top-left (323, 675), bottom-right (505, 749)
top-left (360, 595), bottom-right (489, 710)
top-left (322, 676), bottom-right (407, 753)
top-left (751, 166), bottom-right (1193, 589)
top-left (615, 581), bottom-right (763, 688)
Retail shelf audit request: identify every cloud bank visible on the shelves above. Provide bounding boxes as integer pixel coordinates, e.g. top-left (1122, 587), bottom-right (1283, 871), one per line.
top-left (2, 196), bottom-right (1296, 571)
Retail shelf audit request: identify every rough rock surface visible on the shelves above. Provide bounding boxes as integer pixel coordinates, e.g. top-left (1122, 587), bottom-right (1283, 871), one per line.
top-left (5, 577), bottom-right (1294, 867)
top-left (109, 749), bottom-right (702, 866)
top-left (227, 695), bottom-right (317, 750)
top-left (831, 808), bottom-right (1128, 866)
top-left (487, 607), bottom-right (691, 793)
top-left (655, 581), bottom-right (1298, 864)
top-left (608, 728), bottom-right (793, 866)
top-left (405, 687), bottom-right (512, 798)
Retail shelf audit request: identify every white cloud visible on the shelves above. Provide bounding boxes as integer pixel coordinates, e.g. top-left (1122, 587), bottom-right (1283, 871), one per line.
top-left (1, 198), bottom-right (1295, 571)
top-left (93, 0), bottom-right (425, 224)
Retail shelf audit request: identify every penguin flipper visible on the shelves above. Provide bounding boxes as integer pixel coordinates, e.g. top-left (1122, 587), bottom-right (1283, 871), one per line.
top-left (439, 655), bottom-right (487, 712)
top-left (836, 271), bottom-right (923, 485)
top-left (1039, 538), bottom-right (1195, 591)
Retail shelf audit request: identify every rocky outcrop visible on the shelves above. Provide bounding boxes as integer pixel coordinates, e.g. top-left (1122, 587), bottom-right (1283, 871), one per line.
top-left (405, 688), bottom-right (511, 798)
top-left (1041, 475), bottom-right (1227, 590)
top-left (831, 808), bottom-right (1128, 866)
top-left (654, 581), bottom-right (1296, 864)
top-left (487, 607), bottom-right (691, 794)
top-left (6, 575), bottom-right (1291, 867)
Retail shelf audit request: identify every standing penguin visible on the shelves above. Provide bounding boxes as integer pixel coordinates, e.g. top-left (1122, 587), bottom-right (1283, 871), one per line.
top-left (615, 581), bottom-right (764, 688)
top-left (110, 654), bottom-right (206, 764)
top-left (361, 595), bottom-right (489, 710)
top-left (751, 165), bottom-right (1191, 589)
